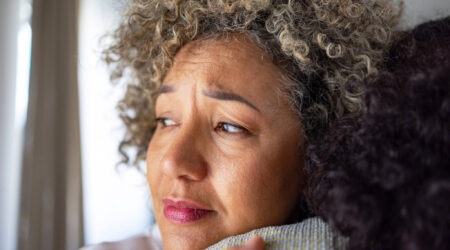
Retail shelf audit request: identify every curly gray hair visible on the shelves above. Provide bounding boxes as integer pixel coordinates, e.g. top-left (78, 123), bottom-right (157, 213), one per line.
top-left (103, 0), bottom-right (400, 167)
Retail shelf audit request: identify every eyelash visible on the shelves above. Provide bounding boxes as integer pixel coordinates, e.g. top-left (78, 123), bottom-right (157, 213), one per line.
top-left (214, 122), bottom-right (249, 134)
top-left (155, 117), bottom-right (175, 128)
top-left (155, 117), bottom-right (250, 135)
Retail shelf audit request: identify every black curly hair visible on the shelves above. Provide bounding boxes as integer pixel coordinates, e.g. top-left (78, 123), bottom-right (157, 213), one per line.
top-left (306, 17), bottom-right (450, 250)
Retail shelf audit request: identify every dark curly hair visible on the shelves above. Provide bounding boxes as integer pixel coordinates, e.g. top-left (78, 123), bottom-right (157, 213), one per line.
top-left (306, 17), bottom-right (450, 250)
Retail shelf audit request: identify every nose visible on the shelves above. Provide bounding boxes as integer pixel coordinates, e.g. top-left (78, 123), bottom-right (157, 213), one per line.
top-left (160, 124), bottom-right (208, 181)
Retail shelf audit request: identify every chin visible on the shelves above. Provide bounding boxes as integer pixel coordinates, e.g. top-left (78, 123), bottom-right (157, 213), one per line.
top-left (163, 238), bottom-right (206, 250)
top-left (157, 216), bottom-right (225, 250)
top-left (161, 229), bottom-right (222, 250)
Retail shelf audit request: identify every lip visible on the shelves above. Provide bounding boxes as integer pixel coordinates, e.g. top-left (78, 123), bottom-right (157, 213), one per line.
top-left (163, 198), bottom-right (214, 224)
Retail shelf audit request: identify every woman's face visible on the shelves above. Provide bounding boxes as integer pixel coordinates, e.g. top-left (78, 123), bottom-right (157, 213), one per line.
top-left (147, 35), bottom-right (305, 249)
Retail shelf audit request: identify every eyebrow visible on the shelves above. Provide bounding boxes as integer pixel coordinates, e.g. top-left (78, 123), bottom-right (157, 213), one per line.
top-left (158, 85), bottom-right (175, 95)
top-left (202, 89), bottom-right (260, 112)
top-left (157, 84), bottom-right (260, 112)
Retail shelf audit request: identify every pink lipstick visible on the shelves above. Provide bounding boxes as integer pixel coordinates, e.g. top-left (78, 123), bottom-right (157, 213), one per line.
top-left (163, 199), bottom-right (214, 224)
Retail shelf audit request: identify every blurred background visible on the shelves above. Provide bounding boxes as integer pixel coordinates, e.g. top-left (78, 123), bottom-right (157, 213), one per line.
top-left (0, 0), bottom-right (449, 250)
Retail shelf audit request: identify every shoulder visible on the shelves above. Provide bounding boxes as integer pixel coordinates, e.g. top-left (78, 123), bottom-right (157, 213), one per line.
top-left (207, 217), bottom-right (348, 250)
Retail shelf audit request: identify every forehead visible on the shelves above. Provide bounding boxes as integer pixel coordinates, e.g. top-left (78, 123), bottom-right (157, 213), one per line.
top-left (164, 34), bottom-right (286, 96)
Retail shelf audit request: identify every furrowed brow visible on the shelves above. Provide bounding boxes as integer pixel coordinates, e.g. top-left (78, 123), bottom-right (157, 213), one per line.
top-left (202, 89), bottom-right (260, 112)
top-left (158, 85), bottom-right (175, 95)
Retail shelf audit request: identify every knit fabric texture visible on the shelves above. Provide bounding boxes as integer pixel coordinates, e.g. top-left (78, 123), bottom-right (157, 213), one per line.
top-left (206, 217), bottom-right (348, 250)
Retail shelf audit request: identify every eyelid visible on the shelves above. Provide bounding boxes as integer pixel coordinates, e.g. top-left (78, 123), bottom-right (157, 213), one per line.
top-left (155, 116), bottom-right (254, 136)
top-left (215, 121), bottom-right (251, 135)
top-left (155, 117), bottom-right (177, 127)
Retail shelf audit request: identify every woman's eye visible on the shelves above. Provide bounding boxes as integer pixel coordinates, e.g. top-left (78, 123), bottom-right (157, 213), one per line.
top-left (155, 117), bottom-right (176, 128)
top-left (215, 122), bottom-right (249, 134)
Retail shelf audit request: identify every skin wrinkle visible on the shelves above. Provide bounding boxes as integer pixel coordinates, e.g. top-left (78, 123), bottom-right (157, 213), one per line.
top-left (158, 83), bottom-right (261, 112)
top-left (202, 89), bottom-right (261, 112)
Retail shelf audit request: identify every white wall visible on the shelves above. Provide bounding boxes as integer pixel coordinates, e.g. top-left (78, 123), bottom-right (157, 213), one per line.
top-left (399, 0), bottom-right (450, 29)
top-left (78, 0), bottom-right (153, 245)
top-left (0, 1), bottom-right (20, 250)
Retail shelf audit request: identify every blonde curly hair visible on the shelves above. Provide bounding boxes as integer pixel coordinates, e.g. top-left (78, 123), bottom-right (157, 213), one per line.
top-left (103, 0), bottom-right (400, 167)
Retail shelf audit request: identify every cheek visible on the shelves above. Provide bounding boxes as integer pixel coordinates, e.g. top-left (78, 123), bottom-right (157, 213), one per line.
top-left (216, 147), bottom-right (302, 230)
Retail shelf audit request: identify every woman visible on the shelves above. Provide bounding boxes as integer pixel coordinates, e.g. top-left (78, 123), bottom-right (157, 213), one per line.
top-left (307, 17), bottom-right (450, 250)
top-left (89, 0), bottom-right (398, 249)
